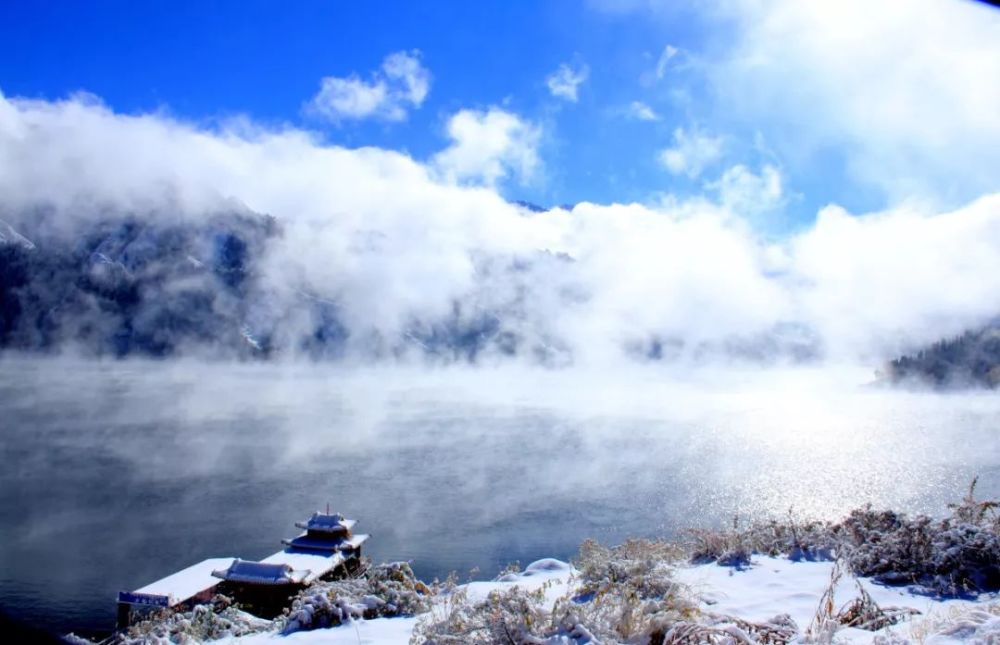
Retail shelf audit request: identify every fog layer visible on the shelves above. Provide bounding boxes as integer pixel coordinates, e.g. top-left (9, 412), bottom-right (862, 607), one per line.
top-left (2, 92), bottom-right (1000, 365)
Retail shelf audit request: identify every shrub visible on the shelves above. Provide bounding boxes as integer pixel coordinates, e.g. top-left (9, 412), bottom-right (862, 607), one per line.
top-left (687, 479), bottom-right (1000, 596)
top-left (278, 561), bottom-right (433, 633)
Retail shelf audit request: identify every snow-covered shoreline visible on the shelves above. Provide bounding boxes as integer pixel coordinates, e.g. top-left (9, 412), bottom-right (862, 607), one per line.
top-left (79, 490), bottom-right (1000, 644)
top-left (98, 553), bottom-right (1000, 644)
top-left (192, 556), bottom-right (997, 644)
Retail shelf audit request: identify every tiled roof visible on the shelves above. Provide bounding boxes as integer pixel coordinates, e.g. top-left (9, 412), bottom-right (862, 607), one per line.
top-left (211, 559), bottom-right (310, 585)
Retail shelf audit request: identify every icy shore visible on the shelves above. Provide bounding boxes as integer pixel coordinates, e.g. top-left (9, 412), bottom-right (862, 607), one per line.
top-left (86, 490), bottom-right (1000, 644)
top-left (95, 555), bottom-right (999, 644)
top-left (216, 556), bottom-right (1000, 644)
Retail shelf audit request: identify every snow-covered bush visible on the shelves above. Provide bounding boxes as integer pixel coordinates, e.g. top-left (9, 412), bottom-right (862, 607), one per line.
top-left (908, 601), bottom-right (1000, 641)
top-left (566, 538), bottom-right (765, 644)
top-left (413, 540), bottom-right (794, 644)
top-left (687, 514), bottom-right (837, 565)
top-left (367, 561), bottom-right (435, 615)
top-left (837, 505), bottom-right (1000, 595)
top-left (575, 539), bottom-right (685, 600)
top-left (277, 561), bottom-right (433, 633)
top-left (118, 597), bottom-right (271, 644)
top-left (688, 481), bottom-right (1000, 596)
top-left (413, 583), bottom-right (551, 644)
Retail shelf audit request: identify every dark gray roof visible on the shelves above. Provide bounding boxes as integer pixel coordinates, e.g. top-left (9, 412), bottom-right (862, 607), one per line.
top-left (282, 533), bottom-right (369, 553)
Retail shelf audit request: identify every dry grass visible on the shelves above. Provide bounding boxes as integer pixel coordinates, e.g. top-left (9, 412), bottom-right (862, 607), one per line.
top-left (803, 562), bottom-right (918, 643)
top-left (907, 601), bottom-right (1000, 642)
top-left (413, 537), bottom-right (800, 645)
top-left (686, 511), bottom-right (838, 565)
top-left (688, 478), bottom-right (1000, 597)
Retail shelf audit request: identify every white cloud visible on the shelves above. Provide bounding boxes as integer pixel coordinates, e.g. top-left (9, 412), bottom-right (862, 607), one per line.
top-left (709, 163), bottom-right (784, 215)
top-left (710, 0), bottom-right (1000, 205)
top-left (655, 44), bottom-right (679, 80)
top-left (380, 50), bottom-right (431, 105)
top-left (626, 101), bottom-right (659, 121)
top-left (546, 63), bottom-right (590, 102)
top-left (658, 127), bottom-right (723, 178)
top-left (309, 77), bottom-right (389, 121)
top-left (591, 0), bottom-right (999, 207)
top-left (431, 108), bottom-right (542, 187)
top-left (789, 195), bottom-right (1000, 357)
top-left (307, 50), bottom-right (430, 123)
top-left (3, 91), bottom-right (1000, 364)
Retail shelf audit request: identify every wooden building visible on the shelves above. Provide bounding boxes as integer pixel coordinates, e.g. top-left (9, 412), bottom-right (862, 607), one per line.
top-left (116, 509), bottom-right (370, 626)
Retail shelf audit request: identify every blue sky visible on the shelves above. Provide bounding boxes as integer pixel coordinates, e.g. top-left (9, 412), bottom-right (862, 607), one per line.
top-left (0, 0), bottom-right (997, 233)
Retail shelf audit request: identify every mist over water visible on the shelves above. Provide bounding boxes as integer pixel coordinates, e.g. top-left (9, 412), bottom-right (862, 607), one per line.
top-left (1, 356), bottom-right (998, 637)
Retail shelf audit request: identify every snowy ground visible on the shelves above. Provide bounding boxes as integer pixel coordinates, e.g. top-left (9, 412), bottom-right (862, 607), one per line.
top-left (673, 556), bottom-right (998, 643)
top-left (201, 556), bottom-right (1000, 644)
top-left (218, 616), bottom-right (419, 644)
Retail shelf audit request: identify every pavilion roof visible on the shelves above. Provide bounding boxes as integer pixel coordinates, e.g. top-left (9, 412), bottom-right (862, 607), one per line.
top-left (282, 533), bottom-right (369, 553)
top-left (211, 559), bottom-right (310, 585)
top-left (294, 512), bottom-right (357, 533)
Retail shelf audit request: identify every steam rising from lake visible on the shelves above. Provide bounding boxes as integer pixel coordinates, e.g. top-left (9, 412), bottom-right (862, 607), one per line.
top-left (1, 357), bottom-right (998, 635)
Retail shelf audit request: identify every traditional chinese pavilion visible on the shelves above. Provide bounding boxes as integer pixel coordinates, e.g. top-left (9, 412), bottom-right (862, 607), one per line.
top-left (117, 509), bottom-right (369, 626)
top-left (282, 511), bottom-right (369, 563)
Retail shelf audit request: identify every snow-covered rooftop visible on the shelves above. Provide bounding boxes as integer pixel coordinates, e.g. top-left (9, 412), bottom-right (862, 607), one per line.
top-left (294, 512), bottom-right (357, 534)
top-left (261, 549), bottom-right (346, 584)
top-left (211, 559), bottom-right (310, 586)
top-left (130, 557), bottom-right (234, 607)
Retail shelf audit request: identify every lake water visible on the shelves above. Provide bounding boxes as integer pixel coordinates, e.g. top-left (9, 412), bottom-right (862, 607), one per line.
top-left (1, 357), bottom-right (998, 638)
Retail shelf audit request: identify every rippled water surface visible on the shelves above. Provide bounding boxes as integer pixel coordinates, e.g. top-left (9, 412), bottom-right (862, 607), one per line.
top-left (1, 357), bottom-right (998, 637)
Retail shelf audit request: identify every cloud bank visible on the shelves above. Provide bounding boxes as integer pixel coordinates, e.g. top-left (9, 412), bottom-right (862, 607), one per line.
top-left (1, 90), bottom-right (999, 366)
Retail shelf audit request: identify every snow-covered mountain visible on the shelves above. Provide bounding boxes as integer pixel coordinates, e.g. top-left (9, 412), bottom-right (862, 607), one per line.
top-left (0, 209), bottom-right (278, 358)
top-left (0, 207), bottom-right (825, 364)
top-left (0, 207), bottom-right (538, 361)
top-left (0, 219), bottom-right (35, 250)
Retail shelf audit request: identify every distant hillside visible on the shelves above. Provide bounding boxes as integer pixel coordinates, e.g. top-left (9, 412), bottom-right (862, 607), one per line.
top-left (0, 208), bottom-right (537, 361)
top-left (0, 207), bottom-right (829, 365)
top-left (0, 210), bottom-right (278, 358)
top-left (885, 326), bottom-right (1000, 388)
